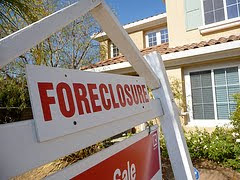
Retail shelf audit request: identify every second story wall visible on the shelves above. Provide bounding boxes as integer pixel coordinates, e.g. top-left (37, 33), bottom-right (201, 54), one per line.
top-left (166, 0), bottom-right (240, 47)
top-left (99, 30), bottom-right (144, 60)
top-left (97, 14), bottom-right (168, 60)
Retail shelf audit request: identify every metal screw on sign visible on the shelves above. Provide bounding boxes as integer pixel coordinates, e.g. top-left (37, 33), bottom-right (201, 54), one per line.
top-left (194, 167), bottom-right (200, 180)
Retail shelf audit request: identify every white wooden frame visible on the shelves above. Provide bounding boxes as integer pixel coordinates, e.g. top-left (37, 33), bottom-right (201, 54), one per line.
top-left (0, 1), bottom-right (195, 179)
top-left (184, 61), bottom-right (240, 127)
top-left (46, 125), bottom-right (161, 180)
top-left (144, 52), bottom-right (195, 180)
top-left (0, 100), bottom-right (162, 179)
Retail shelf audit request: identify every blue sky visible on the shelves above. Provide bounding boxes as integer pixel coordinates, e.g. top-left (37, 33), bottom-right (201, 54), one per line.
top-left (105, 0), bottom-right (166, 25)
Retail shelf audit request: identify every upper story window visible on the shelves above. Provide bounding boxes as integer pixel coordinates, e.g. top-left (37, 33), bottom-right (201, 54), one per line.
top-left (145, 28), bottom-right (168, 48)
top-left (203, 0), bottom-right (240, 25)
top-left (110, 43), bottom-right (119, 58)
top-left (148, 32), bottom-right (157, 47)
top-left (160, 29), bottom-right (169, 43)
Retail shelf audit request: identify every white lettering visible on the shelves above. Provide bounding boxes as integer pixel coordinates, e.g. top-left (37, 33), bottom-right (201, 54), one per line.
top-left (113, 161), bottom-right (136, 180)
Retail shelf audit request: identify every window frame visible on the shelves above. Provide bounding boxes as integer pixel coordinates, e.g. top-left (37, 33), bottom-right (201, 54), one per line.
top-left (201, 0), bottom-right (240, 25)
top-left (184, 62), bottom-right (240, 126)
top-left (110, 43), bottom-right (119, 58)
top-left (145, 28), bottom-right (168, 48)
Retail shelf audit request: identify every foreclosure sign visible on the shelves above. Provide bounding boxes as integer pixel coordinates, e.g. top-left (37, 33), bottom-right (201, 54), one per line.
top-left (47, 128), bottom-right (161, 180)
top-left (26, 65), bottom-right (151, 142)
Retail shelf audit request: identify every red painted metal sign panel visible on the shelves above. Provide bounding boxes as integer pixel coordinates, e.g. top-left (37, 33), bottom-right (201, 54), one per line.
top-left (72, 130), bottom-right (160, 180)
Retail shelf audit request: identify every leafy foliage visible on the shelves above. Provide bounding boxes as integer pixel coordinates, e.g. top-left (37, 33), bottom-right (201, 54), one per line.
top-left (0, 77), bottom-right (31, 123)
top-left (160, 127), bottom-right (240, 171)
top-left (169, 77), bottom-right (186, 112)
top-left (0, 0), bottom-right (104, 78)
top-left (231, 93), bottom-right (240, 134)
top-left (161, 84), bottom-right (240, 171)
top-left (0, 77), bottom-right (30, 109)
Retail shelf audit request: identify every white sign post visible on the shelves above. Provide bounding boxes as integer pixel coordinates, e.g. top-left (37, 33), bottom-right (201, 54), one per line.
top-left (145, 52), bottom-right (195, 180)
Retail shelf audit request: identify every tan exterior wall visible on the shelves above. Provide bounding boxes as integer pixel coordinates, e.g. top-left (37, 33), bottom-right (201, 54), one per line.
top-left (100, 40), bottom-right (109, 60)
top-left (184, 126), bottom-right (216, 133)
top-left (99, 24), bottom-right (168, 59)
top-left (166, 0), bottom-right (240, 47)
top-left (166, 68), bottom-right (188, 125)
top-left (166, 67), bottom-right (182, 81)
top-left (129, 31), bottom-right (144, 50)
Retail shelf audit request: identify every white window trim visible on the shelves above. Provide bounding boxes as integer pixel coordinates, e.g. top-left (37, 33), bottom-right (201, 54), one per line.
top-left (199, 16), bottom-right (240, 34)
top-left (145, 28), bottom-right (167, 48)
top-left (200, 0), bottom-right (240, 34)
top-left (184, 61), bottom-right (240, 127)
top-left (110, 43), bottom-right (119, 58)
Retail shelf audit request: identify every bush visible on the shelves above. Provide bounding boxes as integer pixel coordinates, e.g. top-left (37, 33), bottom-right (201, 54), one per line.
top-left (0, 77), bottom-right (31, 123)
top-left (231, 93), bottom-right (240, 134)
top-left (165, 80), bottom-right (240, 171)
top-left (0, 77), bottom-right (30, 109)
top-left (160, 126), bottom-right (240, 171)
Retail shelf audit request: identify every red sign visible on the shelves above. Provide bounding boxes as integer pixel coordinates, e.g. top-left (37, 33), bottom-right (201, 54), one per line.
top-left (71, 130), bottom-right (160, 180)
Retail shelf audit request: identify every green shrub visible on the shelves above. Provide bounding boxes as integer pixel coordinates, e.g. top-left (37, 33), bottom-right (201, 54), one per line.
top-left (160, 126), bottom-right (240, 171)
top-left (185, 127), bottom-right (240, 171)
top-left (185, 128), bottom-right (210, 159)
top-left (0, 77), bottom-right (30, 109)
top-left (159, 131), bottom-right (168, 158)
top-left (231, 93), bottom-right (240, 134)
top-left (0, 77), bottom-right (31, 123)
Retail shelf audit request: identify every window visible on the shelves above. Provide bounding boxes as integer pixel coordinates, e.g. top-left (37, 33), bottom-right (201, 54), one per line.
top-left (146, 28), bottom-right (168, 47)
top-left (160, 29), bottom-right (169, 43)
top-left (110, 43), bottom-right (119, 58)
top-left (190, 67), bottom-right (240, 120)
top-left (148, 32), bottom-right (157, 47)
top-left (203, 0), bottom-right (240, 25)
top-left (190, 71), bottom-right (215, 119)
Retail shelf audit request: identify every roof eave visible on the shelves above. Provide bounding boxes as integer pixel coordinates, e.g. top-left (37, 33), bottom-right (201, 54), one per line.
top-left (94, 13), bottom-right (167, 41)
top-left (85, 40), bottom-right (240, 72)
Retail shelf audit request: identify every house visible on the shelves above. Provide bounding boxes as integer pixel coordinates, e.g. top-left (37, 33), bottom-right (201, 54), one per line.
top-left (82, 0), bottom-right (240, 130)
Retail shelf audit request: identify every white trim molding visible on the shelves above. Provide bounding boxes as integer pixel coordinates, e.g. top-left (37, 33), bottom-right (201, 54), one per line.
top-left (85, 61), bottom-right (132, 73)
top-left (199, 17), bottom-right (240, 35)
top-left (162, 40), bottom-right (240, 63)
top-left (94, 13), bottom-right (167, 40)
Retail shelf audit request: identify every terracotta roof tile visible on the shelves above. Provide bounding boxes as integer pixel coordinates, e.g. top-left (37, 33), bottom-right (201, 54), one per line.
top-left (81, 34), bottom-right (240, 70)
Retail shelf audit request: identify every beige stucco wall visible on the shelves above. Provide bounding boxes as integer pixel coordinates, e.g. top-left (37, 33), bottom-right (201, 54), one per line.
top-left (129, 31), bottom-right (144, 50)
top-left (166, 67), bottom-right (182, 81)
top-left (100, 40), bottom-right (110, 60)
top-left (165, 0), bottom-right (240, 47)
top-left (99, 23), bottom-right (168, 60)
top-left (99, 31), bottom-right (144, 60)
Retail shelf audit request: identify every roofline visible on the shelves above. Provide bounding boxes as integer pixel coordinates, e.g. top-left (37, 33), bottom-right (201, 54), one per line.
top-left (85, 40), bottom-right (240, 73)
top-left (94, 13), bottom-right (167, 40)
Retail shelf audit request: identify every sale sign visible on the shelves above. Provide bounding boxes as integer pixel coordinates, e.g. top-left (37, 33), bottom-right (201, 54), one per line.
top-left (47, 128), bottom-right (161, 180)
top-left (26, 65), bottom-right (151, 142)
